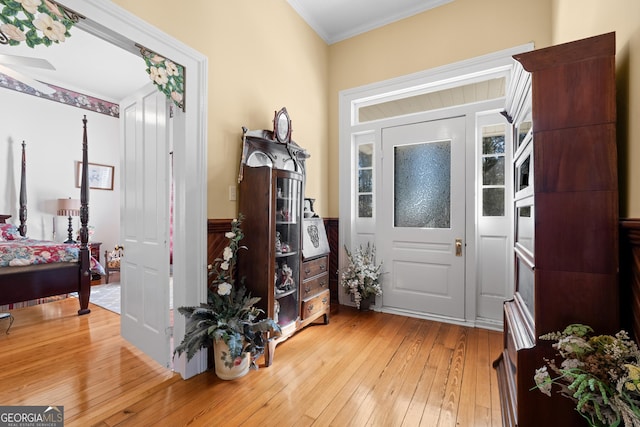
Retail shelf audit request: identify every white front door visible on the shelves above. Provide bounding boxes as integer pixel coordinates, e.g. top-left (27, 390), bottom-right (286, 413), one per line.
top-left (379, 117), bottom-right (466, 320)
top-left (119, 84), bottom-right (172, 368)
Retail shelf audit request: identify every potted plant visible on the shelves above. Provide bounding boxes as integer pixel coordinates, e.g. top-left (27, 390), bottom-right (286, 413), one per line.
top-left (174, 215), bottom-right (280, 380)
top-left (340, 242), bottom-right (383, 310)
top-left (533, 323), bottom-right (640, 427)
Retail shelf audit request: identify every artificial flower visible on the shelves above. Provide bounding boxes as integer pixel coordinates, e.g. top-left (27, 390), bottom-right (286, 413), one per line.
top-left (174, 214), bottom-right (280, 370)
top-left (43, 0), bottom-right (63, 18)
top-left (165, 60), bottom-right (178, 76)
top-left (33, 13), bottom-right (66, 42)
top-left (217, 282), bottom-right (231, 296)
top-left (533, 324), bottom-right (640, 427)
top-left (340, 242), bottom-right (383, 309)
top-left (170, 91), bottom-right (183, 103)
top-left (17, 0), bottom-right (40, 14)
top-left (0, 24), bottom-right (26, 41)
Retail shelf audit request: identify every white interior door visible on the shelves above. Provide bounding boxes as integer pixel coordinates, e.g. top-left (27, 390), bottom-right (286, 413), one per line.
top-left (119, 84), bottom-right (171, 368)
top-left (379, 117), bottom-right (466, 320)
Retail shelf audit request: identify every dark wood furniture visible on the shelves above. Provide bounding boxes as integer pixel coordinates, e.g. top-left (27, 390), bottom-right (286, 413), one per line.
top-left (621, 220), bottom-right (640, 345)
top-left (104, 245), bottom-right (123, 284)
top-left (0, 116), bottom-right (93, 315)
top-left (493, 32), bottom-right (619, 427)
top-left (89, 242), bottom-right (102, 262)
top-left (238, 124), bottom-right (328, 366)
top-left (87, 242), bottom-right (101, 284)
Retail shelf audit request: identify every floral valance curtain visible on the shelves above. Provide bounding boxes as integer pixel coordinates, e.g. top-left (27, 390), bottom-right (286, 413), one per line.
top-left (0, 0), bottom-right (185, 111)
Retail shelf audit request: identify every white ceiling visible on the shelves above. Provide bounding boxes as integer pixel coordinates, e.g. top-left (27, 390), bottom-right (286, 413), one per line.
top-left (0, 26), bottom-right (148, 103)
top-left (0, 1), bottom-right (454, 101)
top-left (287, 0), bottom-right (454, 44)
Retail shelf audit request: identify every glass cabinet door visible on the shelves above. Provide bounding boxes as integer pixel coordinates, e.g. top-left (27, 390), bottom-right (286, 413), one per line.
top-left (274, 174), bottom-right (301, 327)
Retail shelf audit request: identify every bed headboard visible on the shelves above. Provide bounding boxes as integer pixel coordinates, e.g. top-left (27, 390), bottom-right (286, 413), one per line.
top-left (0, 215), bottom-right (10, 223)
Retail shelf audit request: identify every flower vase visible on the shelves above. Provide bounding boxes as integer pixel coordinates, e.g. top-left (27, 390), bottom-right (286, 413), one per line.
top-left (213, 339), bottom-right (250, 380)
top-left (359, 295), bottom-right (374, 311)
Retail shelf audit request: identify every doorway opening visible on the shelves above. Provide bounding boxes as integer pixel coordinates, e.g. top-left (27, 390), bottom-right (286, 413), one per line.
top-left (63, 0), bottom-right (208, 379)
top-left (339, 43), bottom-right (532, 328)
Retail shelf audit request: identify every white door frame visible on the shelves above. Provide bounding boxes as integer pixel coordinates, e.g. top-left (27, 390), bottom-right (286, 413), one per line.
top-left (338, 44), bottom-right (532, 326)
top-left (62, 0), bottom-right (208, 379)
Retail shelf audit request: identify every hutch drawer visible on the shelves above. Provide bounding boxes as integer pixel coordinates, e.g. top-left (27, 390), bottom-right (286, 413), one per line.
top-left (302, 289), bottom-right (329, 320)
top-left (302, 272), bottom-right (329, 298)
top-left (302, 255), bottom-right (328, 280)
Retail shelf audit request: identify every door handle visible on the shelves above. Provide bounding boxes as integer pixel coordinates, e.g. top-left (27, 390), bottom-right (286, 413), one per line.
top-left (455, 238), bottom-right (463, 257)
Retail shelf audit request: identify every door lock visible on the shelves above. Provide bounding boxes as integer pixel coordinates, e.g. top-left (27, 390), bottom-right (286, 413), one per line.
top-left (455, 238), bottom-right (463, 257)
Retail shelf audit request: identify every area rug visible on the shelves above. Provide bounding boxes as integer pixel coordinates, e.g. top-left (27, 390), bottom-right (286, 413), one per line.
top-left (88, 283), bottom-right (122, 314)
top-left (79, 280), bottom-right (173, 315)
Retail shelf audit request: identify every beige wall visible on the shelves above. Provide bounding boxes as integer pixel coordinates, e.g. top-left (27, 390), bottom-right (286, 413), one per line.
top-left (111, 0), bottom-right (329, 219)
top-left (552, 0), bottom-right (640, 218)
top-left (110, 0), bottom-right (639, 218)
top-left (326, 0), bottom-right (553, 216)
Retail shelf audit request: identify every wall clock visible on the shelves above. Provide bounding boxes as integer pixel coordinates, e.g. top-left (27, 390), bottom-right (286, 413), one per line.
top-left (273, 107), bottom-right (291, 144)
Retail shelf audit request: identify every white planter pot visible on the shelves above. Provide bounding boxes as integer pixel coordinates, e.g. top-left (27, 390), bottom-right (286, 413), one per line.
top-left (213, 339), bottom-right (250, 380)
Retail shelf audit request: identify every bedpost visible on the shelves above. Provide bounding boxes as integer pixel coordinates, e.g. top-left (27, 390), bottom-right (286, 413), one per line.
top-left (18, 141), bottom-right (27, 237)
top-left (77, 115), bottom-right (91, 315)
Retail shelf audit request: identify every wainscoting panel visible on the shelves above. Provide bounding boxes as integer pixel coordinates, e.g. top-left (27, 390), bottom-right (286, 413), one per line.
top-left (208, 217), bottom-right (340, 309)
top-left (621, 219), bottom-right (640, 344)
top-left (324, 218), bottom-right (339, 309)
top-left (207, 219), bottom-right (233, 267)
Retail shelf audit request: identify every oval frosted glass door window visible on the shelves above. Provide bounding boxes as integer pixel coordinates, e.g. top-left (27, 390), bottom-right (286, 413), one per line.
top-left (394, 140), bottom-right (451, 228)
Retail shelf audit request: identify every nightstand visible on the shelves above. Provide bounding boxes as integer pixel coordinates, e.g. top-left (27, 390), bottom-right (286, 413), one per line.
top-left (88, 242), bottom-right (102, 262)
top-left (88, 242), bottom-right (102, 284)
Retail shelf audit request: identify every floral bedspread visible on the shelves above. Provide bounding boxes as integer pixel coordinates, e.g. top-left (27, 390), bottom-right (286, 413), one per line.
top-left (0, 239), bottom-right (100, 269)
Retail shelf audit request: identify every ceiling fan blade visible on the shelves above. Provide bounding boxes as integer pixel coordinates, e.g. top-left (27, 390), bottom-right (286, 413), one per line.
top-left (0, 54), bottom-right (56, 70)
top-left (0, 64), bottom-right (56, 95)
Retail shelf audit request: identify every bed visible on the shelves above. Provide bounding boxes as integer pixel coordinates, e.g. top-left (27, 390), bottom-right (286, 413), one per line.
top-left (0, 116), bottom-right (93, 315)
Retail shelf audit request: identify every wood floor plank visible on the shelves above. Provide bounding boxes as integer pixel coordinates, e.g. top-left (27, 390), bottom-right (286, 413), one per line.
top-left (457, 325), bottom-right (480, 427)
top-left (0, 298), bottom-right (503, 427)
top-left (489, 327), bottom-right (504, 426)
top-left (312, 314), bottom-right (412, 426)
top-left (382, 320), bottom-right (442, 427)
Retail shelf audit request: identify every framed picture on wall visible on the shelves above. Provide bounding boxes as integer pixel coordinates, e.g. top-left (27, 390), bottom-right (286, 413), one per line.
top-left (76, 161), bottom-right (114, 190)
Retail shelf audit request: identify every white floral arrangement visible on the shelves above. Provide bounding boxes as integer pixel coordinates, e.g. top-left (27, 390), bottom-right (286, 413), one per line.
top-left (341, 242), bottom-right (383, 309)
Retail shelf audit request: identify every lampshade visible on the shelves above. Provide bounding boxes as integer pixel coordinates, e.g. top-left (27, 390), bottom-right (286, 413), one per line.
top-left (57, 198), bottom-right (80, 216)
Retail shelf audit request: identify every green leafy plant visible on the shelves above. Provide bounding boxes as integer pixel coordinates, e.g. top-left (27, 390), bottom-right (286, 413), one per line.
top-left (174, 215), bottom-right (280, 369)
top-left (533, 323), bottom-right (640, 427)
top-left (340, 242), bottom-right (383, 309)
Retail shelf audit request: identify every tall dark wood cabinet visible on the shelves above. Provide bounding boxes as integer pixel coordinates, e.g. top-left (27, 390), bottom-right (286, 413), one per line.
top-left (237, 120), bottom-right (329, 367)
top-left (493, 32), bottom-right (619, 427)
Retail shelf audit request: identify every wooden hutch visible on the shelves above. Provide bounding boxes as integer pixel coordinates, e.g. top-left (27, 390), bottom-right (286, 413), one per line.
top-left (237, 108), bottom-right (330, 367)
top-left (493, 32), bottom-right (619, 426)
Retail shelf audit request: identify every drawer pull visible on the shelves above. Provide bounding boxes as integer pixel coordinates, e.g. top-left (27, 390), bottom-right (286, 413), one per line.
top-left (305, 285), bottom-right (311, 293)
top-left (322, 297), bottom-right (328, 304)
top-left (305, 268), bottom-right (311, 275)
top-left (307, 304), bottom-right (314, 312)
top-left (320, 264), bottom-right (326, 271)
top-left (320, 280), bottom-right (327, 288)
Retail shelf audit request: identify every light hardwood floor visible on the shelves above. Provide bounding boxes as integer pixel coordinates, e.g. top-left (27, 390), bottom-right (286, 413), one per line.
top-left (0, 298), bottom-right (503, 426)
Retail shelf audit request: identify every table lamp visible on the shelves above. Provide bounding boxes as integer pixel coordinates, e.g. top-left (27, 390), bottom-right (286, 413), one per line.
top-left (57, 198), bottom-right (80, 244)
